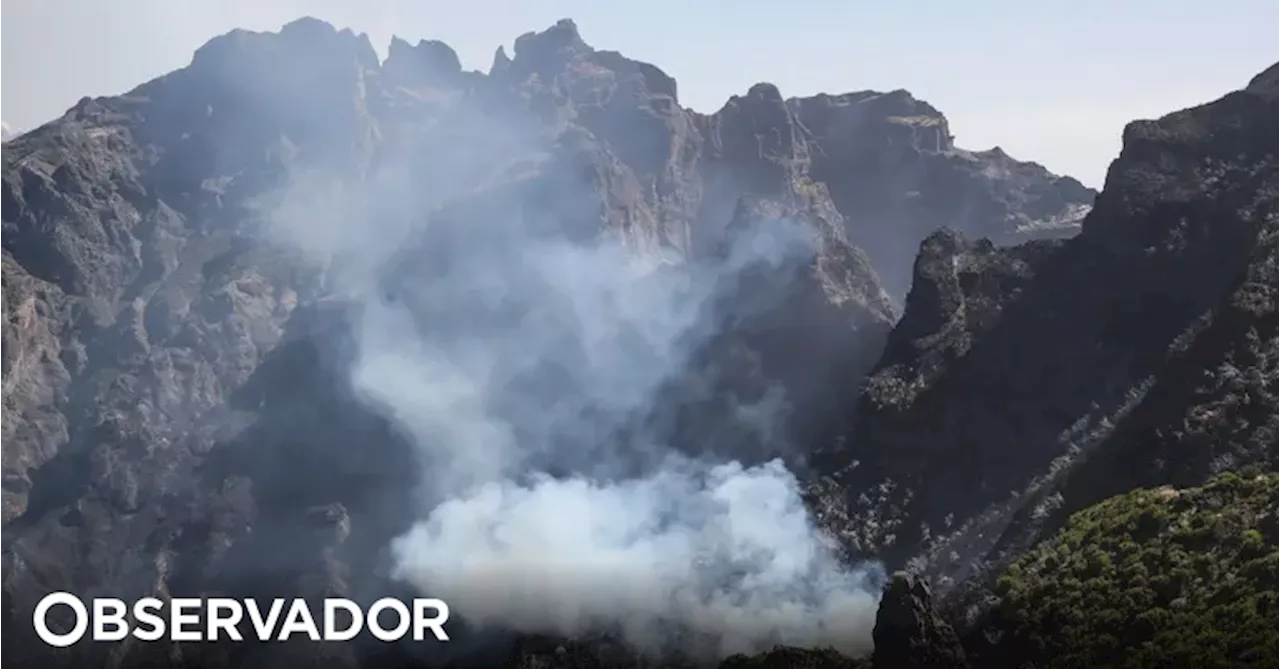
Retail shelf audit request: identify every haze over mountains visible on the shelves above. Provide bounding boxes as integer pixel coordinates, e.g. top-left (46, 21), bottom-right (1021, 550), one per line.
top-left (1, 16), bottom-right (1276, 669)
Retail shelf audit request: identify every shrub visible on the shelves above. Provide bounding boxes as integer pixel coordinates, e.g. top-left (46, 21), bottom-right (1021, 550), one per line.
top-left (990, 472), bottom-right (1279, 669)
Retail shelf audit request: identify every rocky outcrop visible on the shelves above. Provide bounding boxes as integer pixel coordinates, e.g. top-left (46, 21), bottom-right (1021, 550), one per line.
top-left (790, 90), bottom-right (1095, 296)
top-left (685, 83), bottom-right (1093, 293)
top-left (482, 18), bottom-right (703, 253)
top-left (433, 17), bottom-right (1091, 288)
top-left (871, 573), bottom-right (968, 669)
top-left (810, 63), bottom-right (1278, 631)
top-left (713, 193), bottom-right (894, 448)
top-left (691, 83), bottom-right (813, 250)
top-left (382, 36), bottom-right (466, 90)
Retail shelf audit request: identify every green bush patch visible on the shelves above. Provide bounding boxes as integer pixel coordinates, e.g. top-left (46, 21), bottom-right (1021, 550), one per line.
top-left (992, 472), bottom-right (1279, 669)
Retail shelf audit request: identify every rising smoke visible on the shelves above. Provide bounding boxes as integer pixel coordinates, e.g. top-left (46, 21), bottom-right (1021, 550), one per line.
top-left (265, 116), bottom-right (883, 660)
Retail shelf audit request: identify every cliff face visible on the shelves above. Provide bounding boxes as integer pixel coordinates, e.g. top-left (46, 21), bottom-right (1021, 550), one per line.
top-left (0, 13), bottom-right (1269, 669)
top-left (790, 91), bottom-right (1095, 296)
top-left (809, 64), bottom-right (1278, 628)
top-left (0, 16), bottom-right (1042, 668)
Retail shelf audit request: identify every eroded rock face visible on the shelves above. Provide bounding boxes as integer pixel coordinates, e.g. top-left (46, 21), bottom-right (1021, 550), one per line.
top-left (790, 90), bottom-right (1095, 296)
top-left (871, 573), bottom-right (968, 669)
top-left (810, 64), bottom-right (1278, 631)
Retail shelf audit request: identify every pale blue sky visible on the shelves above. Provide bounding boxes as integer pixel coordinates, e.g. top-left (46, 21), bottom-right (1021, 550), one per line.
top-left (3, 0), bottom-right (1276, 186)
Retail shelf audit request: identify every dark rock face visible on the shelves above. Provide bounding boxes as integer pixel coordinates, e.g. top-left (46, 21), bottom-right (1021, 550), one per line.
top-left (870, 574), bottom-right (968, 669)
top-left (672, 191), bottom-right (896, 459)
top-left (810, 63), bottom-right (1279, 634)
top-left (383, 36), bottom-right (465, 89)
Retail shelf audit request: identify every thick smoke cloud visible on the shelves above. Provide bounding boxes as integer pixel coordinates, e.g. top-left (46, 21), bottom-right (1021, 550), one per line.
top-left (265, 119), bottom-right (882, 659)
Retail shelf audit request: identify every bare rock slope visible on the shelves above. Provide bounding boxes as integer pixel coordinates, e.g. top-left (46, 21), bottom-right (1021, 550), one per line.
top-left (810, 64), bottom-right (1279, 650)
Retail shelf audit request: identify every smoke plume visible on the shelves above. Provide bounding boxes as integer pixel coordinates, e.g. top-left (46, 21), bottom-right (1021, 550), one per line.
top-left (265, 124), bottom-right (883, 659)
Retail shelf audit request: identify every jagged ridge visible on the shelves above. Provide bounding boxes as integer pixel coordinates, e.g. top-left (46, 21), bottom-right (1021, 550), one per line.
top-left (809, 62), bottom-right (1278, 661)
top-left (0, 15), bottom-right (1272, 669)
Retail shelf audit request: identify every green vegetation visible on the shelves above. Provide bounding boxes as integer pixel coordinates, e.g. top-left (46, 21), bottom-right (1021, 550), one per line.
top-left (993, 471), bottom-right (1279, 669)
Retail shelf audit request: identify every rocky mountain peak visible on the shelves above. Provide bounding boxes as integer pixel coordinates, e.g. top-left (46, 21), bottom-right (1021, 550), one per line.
top-left (490, 45), bottom-right (514, 75)
top-left (1245, 62), bottom-right (1278, 95)
top-left (184, 21), bottom-right (427, 186)
top-left (698, 82), bottom-right (811, 204)
top-left (1092, 61), bottom-right (1278, 230)
top-left (30, 16), bottom-right (1090, 301)
top-left (279, 15), bottom-right (340, 37)
top-left (193, 16), bottom-right (379, 74)
top-left (523, 17), bottom-right (587, 50)
top-left (383, 36), bottom-right (464, 88)
top-left (180, 15), bottom-right (383, 158)
top-left (744, 82), bottom-right (786, 103)
top-left (780, 84), bottom-right (1095, 297)
top-left (510, 18), bottom-right (591, 75)
top-left (788, 88), bottom-right (952, 152)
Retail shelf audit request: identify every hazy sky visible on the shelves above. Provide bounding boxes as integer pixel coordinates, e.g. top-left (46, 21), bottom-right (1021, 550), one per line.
top-left (3, 0), bottom-right (1276, 186)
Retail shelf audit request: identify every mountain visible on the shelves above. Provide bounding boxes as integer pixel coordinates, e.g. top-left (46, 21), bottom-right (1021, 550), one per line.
top-left (788, 92), bottom-right (1095, 296)
top-left (0, 14), bottom-right (1273, 669)
top-left (0, 15), bottom-right (1100, 669)
top-left (808, 62), bottom-right (1278, 663)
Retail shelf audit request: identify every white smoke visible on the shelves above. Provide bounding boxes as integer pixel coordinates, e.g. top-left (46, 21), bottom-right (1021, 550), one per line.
top-left (265, 122), bottom-right (883, 659)
top-left (391, 459), bottom-right (881, 656)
